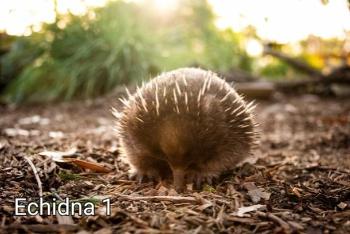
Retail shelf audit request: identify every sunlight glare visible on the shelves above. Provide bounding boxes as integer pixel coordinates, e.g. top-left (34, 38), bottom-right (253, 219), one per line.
top-left (0, 0), bottom-right (108, 35)
top-left (209, 0), bottom-right (350, 43)
top-left (246, 39), bottom-right (263, 57)
top-left (152, 0), bottom-right (178, 12)
top-left (0, 0), bottom-right (349, 43)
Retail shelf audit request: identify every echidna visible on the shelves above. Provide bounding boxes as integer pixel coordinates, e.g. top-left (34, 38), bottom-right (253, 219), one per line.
top-left (113, 68), bottom-right (258, 191)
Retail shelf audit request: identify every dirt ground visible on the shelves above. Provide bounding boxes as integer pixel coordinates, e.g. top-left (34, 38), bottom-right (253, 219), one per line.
top-left (0, 93), bottom-right (349, 233)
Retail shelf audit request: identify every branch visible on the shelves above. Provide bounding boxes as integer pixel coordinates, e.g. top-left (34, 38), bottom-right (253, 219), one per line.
top-left (256, 211), bottom-right (291, 231)
top-left (264, 46), bottom-right (324, 78)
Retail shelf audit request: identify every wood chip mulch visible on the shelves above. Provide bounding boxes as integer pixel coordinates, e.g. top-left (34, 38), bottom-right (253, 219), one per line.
top-left (0, 95), bottom-right (349, 233)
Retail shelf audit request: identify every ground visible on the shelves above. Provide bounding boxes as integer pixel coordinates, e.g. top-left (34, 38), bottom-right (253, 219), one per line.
top-left (0, 94), bottom-right (349, 233)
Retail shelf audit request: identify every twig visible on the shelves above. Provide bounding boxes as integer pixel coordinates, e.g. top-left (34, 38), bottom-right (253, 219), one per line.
top-left (24, 156), bottom-right (43, 197)
top-left (256, 211), bottom-right (290, 232)
top-left (116, 194), bottom-right (199, 204)
top-left (215, 205), bottom-right (226, 230)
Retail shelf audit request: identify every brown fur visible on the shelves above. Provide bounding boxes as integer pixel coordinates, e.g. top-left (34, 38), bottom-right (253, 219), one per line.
top-left (115, 68), bottom-right (258, 190)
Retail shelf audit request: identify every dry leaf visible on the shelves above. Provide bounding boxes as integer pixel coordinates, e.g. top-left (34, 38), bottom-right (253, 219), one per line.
top-left (243, 182), bottom-right (271, 203)
top-left (233, 204), bottom-right (266, 217)
top-left (337, 202), bottom-right (347, 210)
top-left (67, 159), bottom-right (112, 173)
top-left (39, 148), bottom-right (111, 173)
top-left (39, 148), bottom-right (77, 162)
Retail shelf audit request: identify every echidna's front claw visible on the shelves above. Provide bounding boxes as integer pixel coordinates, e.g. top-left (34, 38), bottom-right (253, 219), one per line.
top-left (187, 171), bottom-right (216, 190)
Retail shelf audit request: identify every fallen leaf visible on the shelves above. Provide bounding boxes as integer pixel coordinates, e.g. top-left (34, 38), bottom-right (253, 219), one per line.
top-left (337, 202), bottom-right (347, 210)
top-left (39, 148), bottom-right (77, 162)
top-left (39, 148), bottom-right (111, 172)
top-left (67, 159), bottom-right (112, 173)
top-left (243, 182), bottom-right (271, 203)
top-left (48, 152), bottom-right (113, 173)
top-left (248, 188), bottom-right (271, 203)
top-left (233, 204), bottom-right (266, 217)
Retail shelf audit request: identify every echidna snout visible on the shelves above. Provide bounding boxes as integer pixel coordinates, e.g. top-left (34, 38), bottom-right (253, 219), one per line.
top-left (114, 68), bottom-right (258, 190)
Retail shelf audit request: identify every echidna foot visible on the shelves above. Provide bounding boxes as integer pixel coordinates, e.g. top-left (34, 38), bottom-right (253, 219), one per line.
top-left (186, 171), bottom-right (217, 190)
top-left (128, 169), bottom-right (162, 184)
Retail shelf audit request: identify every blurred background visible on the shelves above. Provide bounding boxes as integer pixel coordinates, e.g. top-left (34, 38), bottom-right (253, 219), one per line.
top-left (0, 0), bottom-right (349, 103)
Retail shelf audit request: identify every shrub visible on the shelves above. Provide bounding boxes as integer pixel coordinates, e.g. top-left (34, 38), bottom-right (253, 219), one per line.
top-left (1, 0), bottom-right (251, 103)
top-left (2, 1), bottom-right (158, 103)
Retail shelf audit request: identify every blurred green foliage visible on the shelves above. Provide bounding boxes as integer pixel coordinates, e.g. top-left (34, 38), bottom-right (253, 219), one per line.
top-left (153, 0), bottom-right (252, 72)
top-left (1, 1), bottom-right (157, 103)
top-left (259, 58), bottom-right (290, 79)
top-left (1, 0), bottom-right (252, 103)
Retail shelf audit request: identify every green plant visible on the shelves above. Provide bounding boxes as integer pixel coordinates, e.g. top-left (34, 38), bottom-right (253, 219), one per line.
top-left (1, 0), bottom-right (253, 103)
top-left (0, 34), bottom-right (47, 88)
top-left (2, 1), bottom-right (158, 103)
top-left (155, 0), bottom-right (251, 72)
top-left (59, 171), bottom-right (81, 181)
top-left (259, 58), bottom-right (290, 79)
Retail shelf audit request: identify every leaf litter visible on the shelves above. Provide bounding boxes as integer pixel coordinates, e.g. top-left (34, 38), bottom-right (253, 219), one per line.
top-left (0, 95), bottom-right (349, 233)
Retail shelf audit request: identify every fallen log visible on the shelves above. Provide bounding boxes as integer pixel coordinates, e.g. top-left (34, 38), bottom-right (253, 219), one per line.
top-left (263, 46), bottom-right (324, 79)
top-left (235, 81), bottom-right (275, 99)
